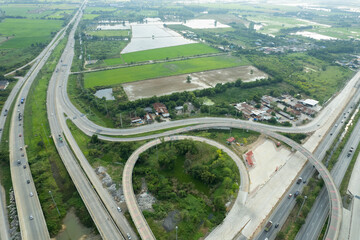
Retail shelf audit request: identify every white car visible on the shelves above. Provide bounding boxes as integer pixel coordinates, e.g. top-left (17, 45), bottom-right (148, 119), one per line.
top-left (29, 215), bottom-right (34, 220)
top-left (117, 207), bottom-right (121, 212)
top-left (127, 233), bottom-right (131, 240)
top-left (29, 192), bottom-right (33, 197)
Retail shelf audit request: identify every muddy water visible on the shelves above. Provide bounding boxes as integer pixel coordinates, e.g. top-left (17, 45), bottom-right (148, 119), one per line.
top-left (55, 209), bottom-right (97, 240)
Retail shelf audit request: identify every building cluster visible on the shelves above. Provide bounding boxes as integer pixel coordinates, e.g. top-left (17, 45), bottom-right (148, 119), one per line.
top-left (255, 39), bottom-right (315, 54)
top-left (335, 57), bottom-right (360, 70)
top-left (131, 102), bottom-right (170, 125)
top-left (234, 94), bottom-right (320, 123)
top-left (180, 30), bottom-right (198, 40)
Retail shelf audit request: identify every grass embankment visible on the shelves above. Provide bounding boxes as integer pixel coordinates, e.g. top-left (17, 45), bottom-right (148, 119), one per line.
top-left (23, 37), bottom-right (94, 236)
top-left (67, 119), bottom-right (145, 185)
top-left (326, 108), bottom-right (360, 171)
top-left (0, 89), bottom-right (17, 204)
top-left (67, 74), bottom-right (115, 127)
top-left (189, 128), bottom-right (260, 147)
top-left (134, 140), bottom-right (240, 240)
top-left (84, 55), bottom-right (248, 88)
top-left (104, 43), bottom-right (220, 66)
top-left (280, 133), bottom-right (308, 144)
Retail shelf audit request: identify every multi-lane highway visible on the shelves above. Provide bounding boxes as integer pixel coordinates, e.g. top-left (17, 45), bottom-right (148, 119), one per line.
top-left (46, 0), bottom-right (138, 239)
top-left (5, 12), bottom-right (79, 240)
top-left (1, 0), bottom-right (359, 238)
top-left (295, 105), bottom-right (360, 240)
top-left (2, 1), bottom-right (88, 239)
top-left (254, 79), bottom-right (360, 240)
top-left (51, 28), bottom-right (360, 239)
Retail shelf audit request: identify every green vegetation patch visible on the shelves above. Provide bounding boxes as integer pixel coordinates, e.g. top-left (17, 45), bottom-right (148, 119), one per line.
top-left (82, 14), bottom-right (99, 20)
top-left (67, 120), bottom-right (145, 184)
top-left (84, 55), bottom-right (247, 88)
top-left (0, 18), bottom-right (62, 49)
top-left (85, 30), bottom-right (130, 37)
top-left (246, 53), bottom-right (353, 103)
top-left (84, 40), bottom-right (128, 61)
top-left (104, 43), bottom-right (220, 65)
top-left (133, 140), bottom-right (240, 239)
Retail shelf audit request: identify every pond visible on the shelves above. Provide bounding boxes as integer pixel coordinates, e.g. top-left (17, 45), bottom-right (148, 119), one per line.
top-left (94, 88), bottom-right (115, 100)
top-left (55, 209), bottom-right (97, 240)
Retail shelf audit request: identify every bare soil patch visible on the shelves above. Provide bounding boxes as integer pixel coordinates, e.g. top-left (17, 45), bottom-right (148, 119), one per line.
top-left (123, 65), bottom-right (268, 101)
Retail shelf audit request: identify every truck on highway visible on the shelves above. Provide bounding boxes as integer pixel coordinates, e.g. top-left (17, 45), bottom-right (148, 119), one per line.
top-left (264, 221), bottom-right (273, 232)
top-left (18, 113), bottom-right (22, 121)
top-left (58, 134), bottom-right (63, 143)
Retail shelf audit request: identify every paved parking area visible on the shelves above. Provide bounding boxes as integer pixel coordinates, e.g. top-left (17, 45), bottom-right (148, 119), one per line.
top-left (249, 139), bottom-right (292, 193)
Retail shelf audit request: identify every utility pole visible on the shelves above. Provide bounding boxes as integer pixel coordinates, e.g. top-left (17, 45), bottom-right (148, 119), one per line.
top-left (176, 226), bottom-right (178, 240)
top-left (49, 190), bottom-right (61, 217)
top-left (297, 195), bottom-right (307, 217)
top-left (120, 113), bottom-right (123, 128)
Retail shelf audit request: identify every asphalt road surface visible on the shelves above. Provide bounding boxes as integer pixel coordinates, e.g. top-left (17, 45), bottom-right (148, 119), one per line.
top-left (47, 1), bottom-right (135, 239)
top-left (295, 104), bottom-right (360, 240)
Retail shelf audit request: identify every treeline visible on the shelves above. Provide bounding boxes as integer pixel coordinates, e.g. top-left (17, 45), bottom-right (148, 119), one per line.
top-left (308, 40), bottom-right (360, 63)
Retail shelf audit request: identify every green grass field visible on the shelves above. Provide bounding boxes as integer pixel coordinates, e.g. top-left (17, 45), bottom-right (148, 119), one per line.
top-left (84, 7), bottom-right (116, 13)
top-left (47, 10), bottom-right (74, 19)
top-left (0, 3), bottom-right (78, 18)
top-left (0, 18), bottom-right (62, 49)
top-left (82, 14), bottom-right (99, 20)
top-left (84, 55), bottom-right (248, 88)
top-left (85, 30), bottom-right (130, 37)
top-left (104, 43), bottom-right (220, 65)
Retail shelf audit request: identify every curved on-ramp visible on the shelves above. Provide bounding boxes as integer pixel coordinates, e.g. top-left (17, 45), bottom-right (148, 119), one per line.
top-left (123, 135), bottom-right (250, 240)
top-left (119, 123), bottom-right (341, 240)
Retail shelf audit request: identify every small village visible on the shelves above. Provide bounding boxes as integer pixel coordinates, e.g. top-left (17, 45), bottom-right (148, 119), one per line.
top-left (129, 94), bottom-right (321, 127)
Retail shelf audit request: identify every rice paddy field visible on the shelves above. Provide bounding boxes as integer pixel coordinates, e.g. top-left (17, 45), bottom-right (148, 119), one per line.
top-left (0, 3), bottom-right (78, 18)
top-left (0, 18), bottom-right (63, 49)
top-left (84, 55), bottom-right (248, 88)
top-left (104, 43), bottom-right (220, 65)
top-left (85, 30), bottom-right (130, 37)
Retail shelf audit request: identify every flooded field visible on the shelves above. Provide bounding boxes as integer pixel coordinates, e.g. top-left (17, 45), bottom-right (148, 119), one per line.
top-left (121, 23), bottom-right (195, 54)
top-left (184, 19), bottom-right (231, 29)
top-left (293, 31), bottom-right (337, 40)
top-left (123, 65), bottom-right (268, 101)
